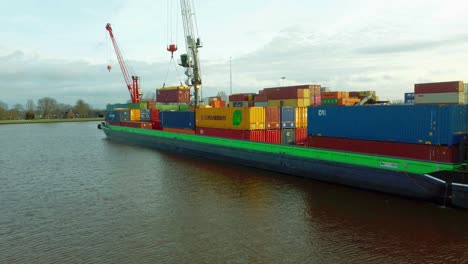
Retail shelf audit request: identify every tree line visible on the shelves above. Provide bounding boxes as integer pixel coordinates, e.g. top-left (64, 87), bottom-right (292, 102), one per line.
top-left (0, 97), bottom-right (104, 120)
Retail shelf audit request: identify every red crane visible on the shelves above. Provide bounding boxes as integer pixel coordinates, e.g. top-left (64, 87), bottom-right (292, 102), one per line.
top-left (105, 23), bottom-right (141, 103)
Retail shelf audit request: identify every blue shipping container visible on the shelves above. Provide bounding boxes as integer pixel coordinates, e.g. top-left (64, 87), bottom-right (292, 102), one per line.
top-left (140, 109), bottom-right (151, 121)
top-left (105, 110), bottom-right (129, 122)
top-left (160, 111), bottom-right (195, 129)
top-left (280, 107), bottom-right (295, 128)
top-left (404, 92), bottom-right (415, 104)
top-left (307, 105), bottom-right (468, 146)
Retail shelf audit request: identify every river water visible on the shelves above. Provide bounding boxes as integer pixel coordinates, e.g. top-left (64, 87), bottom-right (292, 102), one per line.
top-left (0, 122), bottom-right (467, 263)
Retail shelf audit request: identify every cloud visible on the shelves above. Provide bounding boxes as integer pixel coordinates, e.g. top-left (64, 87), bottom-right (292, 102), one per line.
top-left (355, 34), bottom-right (468, 55)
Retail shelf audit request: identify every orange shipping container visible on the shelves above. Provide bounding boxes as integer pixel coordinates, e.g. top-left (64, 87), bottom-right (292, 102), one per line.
top-left (321, 91), bottom-right (349, 99)
top-left (338, 98), bottom-right (361, 106)
top-left (162, 127), bottom-right (195, 134)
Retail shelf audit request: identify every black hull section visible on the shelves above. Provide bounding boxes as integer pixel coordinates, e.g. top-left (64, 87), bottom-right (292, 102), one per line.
top-left (104, 128), bottom-right (450, 206)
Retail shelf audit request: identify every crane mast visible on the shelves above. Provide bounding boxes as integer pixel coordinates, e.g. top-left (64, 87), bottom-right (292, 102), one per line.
top-left (179, 0), bottom-right (202, 107)
top-left (105, 23), bottom-right (141, 103)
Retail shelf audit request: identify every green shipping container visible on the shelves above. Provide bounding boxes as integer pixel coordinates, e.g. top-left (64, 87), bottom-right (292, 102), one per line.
top-left (156, 104), bottom-right (180, 111)
top-left (321, 98), bottom-right (338, 105)
top-left (128, 102), bottom-right (148, 109)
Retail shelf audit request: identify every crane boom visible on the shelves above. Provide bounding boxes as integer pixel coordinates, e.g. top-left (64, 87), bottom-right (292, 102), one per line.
top-left (179, 0), bottom-right (202, 107)
top-left (105, 23), bottom-right (141, 103)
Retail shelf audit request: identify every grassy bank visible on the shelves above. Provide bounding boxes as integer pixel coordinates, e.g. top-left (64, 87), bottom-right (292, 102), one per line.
top-left (0, 118), bottom-right (104, 125)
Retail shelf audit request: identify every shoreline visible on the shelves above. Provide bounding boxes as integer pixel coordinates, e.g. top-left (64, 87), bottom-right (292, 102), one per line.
top-left (0, 118), bottom-right (104, 125)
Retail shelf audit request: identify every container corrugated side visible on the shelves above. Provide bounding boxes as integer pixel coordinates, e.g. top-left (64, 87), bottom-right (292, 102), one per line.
top-left (150, 109), bottom-right (160, 122)
top-left (415, 92), bottom-right (464, 104)
top-left (196, 107), bottom-right (265, 130)
top-left (414, 81), bottom-right (464, 94)
top-left (265, 129), bottom-right (281, 144)
top-left (306, 135), bottom-right (460, 163)
top-left (120, 121), bottom-right (152, 129)
top-left (295, 128), bottom-right (307, 145)
top-left (266, 107), bottom-right (280, 129)
top-left (307, 105), bottom-right (468, 146)
top-left (295, 107), bottom-right (307, 128)
top-left (267, 99), bottom-right (308, 107)
top-left (130, 109), bottom-right (141, 121)
top-left (280, 107), bottom-right (295, 128)
top-left (196, 127), bottom-right (265, 142)
top-left (160, 111), bottom-right (195, 129)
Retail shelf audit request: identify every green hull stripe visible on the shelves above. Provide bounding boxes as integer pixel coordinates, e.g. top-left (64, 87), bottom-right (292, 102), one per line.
top-left (108, 125), bottom-right (460, 174)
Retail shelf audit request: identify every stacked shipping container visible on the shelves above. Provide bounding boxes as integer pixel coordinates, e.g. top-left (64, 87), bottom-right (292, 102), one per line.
top-left (414, 81), bottom-right (465, 104)
top-left (306, 104), bottom-right (468, 163)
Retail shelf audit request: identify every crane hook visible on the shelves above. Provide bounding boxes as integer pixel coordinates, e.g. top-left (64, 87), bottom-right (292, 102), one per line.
top-left (167, 44), bottom-right (178, 58)
top-left (107, 65), bottom-right (112, 72)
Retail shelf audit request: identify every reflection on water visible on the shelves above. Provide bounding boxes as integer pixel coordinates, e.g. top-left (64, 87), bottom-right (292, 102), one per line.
top-left (0, 122), bottom-right (467, 263)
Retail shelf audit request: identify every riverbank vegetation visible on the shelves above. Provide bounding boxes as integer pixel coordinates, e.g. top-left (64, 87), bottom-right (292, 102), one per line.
top-left (0, 97), bottom-right (104, 121)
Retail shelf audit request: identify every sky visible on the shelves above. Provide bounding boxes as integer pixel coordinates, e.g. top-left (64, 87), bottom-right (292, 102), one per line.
top-left (1, 0), bottom-right (468, 109)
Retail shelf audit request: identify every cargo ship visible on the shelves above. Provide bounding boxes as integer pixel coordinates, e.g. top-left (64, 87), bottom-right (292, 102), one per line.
top-left (98, 83), bottom-right (468, 210)
top-left (102, 13), bottom-right (468, 209)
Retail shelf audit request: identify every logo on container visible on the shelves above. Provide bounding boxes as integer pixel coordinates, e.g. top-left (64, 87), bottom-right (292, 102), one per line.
top-left (201, 115), bottom-right (227, 121)
top-left (232, 110), bottom-right (243, 126)
top-left (318, 109), bottom-right (326, 116)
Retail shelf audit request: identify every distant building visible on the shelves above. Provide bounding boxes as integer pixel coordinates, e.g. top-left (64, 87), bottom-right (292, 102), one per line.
top-left (65, 110), bottom-right (76, 119)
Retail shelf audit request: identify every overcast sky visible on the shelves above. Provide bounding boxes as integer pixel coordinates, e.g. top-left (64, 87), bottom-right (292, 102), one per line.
top-left (1, 0), bottom-right (468, 109)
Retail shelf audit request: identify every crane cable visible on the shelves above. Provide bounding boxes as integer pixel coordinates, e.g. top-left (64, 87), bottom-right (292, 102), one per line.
top-left (162, 0), bottom-right (182, 87)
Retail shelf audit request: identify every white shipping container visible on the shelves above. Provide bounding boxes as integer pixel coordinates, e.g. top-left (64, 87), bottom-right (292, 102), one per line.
top-left (415, 92), bottom-right (464, 104)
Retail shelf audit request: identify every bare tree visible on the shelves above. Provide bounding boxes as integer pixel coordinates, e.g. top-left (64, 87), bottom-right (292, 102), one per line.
top-left (73, 99), bottom-right (90, 118)
top-left (0, 101), bottom-right (8, 120)
top-left (26, 99), bottom-right (35, 112)
top-left (9, 103), bottom-right (24, 119)
top-left (37, 97), bottom-right (58, 119)
top-left (217, 91), bottom-right (228, 102)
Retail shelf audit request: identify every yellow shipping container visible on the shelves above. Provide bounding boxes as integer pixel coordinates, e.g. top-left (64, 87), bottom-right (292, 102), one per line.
top-left (130, 109), bottom-right (141, 121)
top-left (295, 107), bottom-right (308, 128)
top-left (267, 99), bottom-right (308, 107)
top-left (196, 107), bottom-right (265, 130)
top-left (303, 89), bottom-right (310, 99)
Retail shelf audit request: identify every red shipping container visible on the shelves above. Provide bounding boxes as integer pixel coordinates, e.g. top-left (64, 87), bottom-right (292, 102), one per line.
top-left (150, 109), bottom-right (160, 122)
top-left (306, 136), bottom-right (459, 163)
top-left (295, 128), bottom-right (307, 145)
top-left (265, 129), bottom-right (281, 144)
top-left (120, 121), bottom-right (153, 129)
top-left (196, 127), bottom-right (265, 142)
top-left (162, 127), bottom-right (195, 134)
top-left (156, 88), bottom-right (190, 102)
top-left (107, 121), bottom-right (121, 126)
top-left (248, 130), bottom-right (266, 142)
top-left (265, 107), bottom-right (280, 129)
top-left (414, 81), bottom-right (464, 94)
top-left (229, 93), bottom-right (255, 102)
top-left (262, 86), bottom-right (306, 100)
top-left (254, 95), bottom-right (268, 102)
top-left (151, 121), bottom-right (162, 130)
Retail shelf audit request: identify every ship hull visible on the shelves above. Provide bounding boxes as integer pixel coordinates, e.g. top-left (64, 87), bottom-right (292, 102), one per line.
top-left (103, 126), bottom-right (451, 205)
